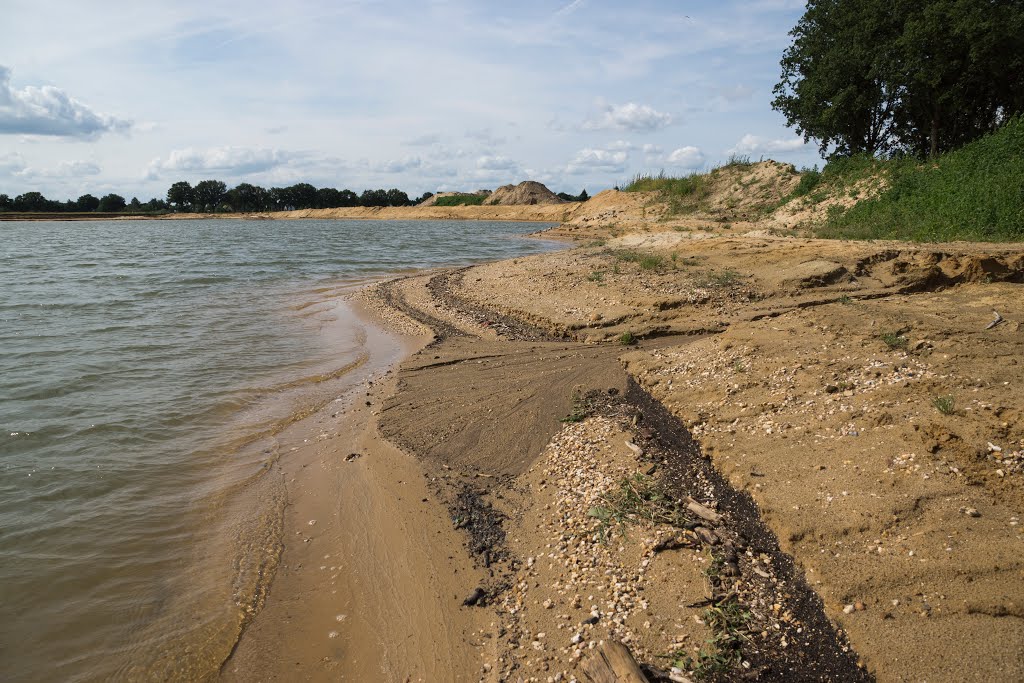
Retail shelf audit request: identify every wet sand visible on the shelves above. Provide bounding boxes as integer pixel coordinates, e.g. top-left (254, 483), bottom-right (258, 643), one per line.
top-left (221, 305), bottom-right (491, 682)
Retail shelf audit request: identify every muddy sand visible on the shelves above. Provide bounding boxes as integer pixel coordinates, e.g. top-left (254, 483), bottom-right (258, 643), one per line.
top-left (226, 217), bottom-right (1022, 682)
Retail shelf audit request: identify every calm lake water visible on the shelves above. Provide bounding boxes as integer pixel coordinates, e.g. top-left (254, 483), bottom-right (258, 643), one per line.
top-left (0, 218), bottom-right (561, 681)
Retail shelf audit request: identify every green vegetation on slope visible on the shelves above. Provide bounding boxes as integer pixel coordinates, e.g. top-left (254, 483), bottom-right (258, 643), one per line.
top-left (623, 155), bottom-right (757, 217)
top-left (433, 194), bottom-right (487, 207)
top-left (817, 116), bottom-right (1024, 242)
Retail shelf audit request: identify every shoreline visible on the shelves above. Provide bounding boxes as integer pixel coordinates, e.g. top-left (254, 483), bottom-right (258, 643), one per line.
top-left (234, 229), bottom-right (1024, 682)
top-left (0, 204), bottom-right (579, 223)
top-left (220, 295), bottom-right (491, 682)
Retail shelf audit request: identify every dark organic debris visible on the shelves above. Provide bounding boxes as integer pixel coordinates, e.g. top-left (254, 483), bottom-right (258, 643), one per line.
top-left (462, 587), bottom-right (487, 607)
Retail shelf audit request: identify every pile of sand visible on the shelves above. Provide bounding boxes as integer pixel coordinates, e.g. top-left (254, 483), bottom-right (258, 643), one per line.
top-left (418, 190), bottom-right (491, 207)
top-left (482, 181), bottom-right (564, 206)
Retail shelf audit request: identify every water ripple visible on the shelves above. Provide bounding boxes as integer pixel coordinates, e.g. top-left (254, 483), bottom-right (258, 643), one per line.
top-left (0, 217), bottom-right (562, 681)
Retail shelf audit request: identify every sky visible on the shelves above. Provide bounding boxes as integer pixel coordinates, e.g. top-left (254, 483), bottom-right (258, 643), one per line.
top-left (0, 0), bottom-right (820, 201)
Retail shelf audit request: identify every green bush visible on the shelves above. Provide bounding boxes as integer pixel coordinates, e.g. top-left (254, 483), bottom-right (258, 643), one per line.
top-left (791, 167), bottom-right (823, 197)
top-left (817, 117), bottom-right (1024, 242)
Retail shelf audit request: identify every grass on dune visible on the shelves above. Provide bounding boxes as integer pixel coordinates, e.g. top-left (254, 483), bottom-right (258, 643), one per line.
top-left (817, 116), bottom-right (1024, 242)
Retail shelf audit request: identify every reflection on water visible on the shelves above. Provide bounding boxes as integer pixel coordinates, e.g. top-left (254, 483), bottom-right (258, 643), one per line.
top-left (0, 218), bottom-right (561, 681)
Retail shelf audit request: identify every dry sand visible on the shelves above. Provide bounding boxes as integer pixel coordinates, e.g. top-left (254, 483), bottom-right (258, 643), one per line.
top-left (221, 173), bottom-right (1022, 682)
top-left (397, 230), bottom-right (1022, 682)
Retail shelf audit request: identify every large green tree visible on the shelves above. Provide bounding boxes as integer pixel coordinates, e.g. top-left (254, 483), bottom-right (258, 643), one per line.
top-left (15, 192), bottom-right (50, 211)
top-left (167, 181), bottom-right (194, 212)
top-left (193, 180), bottom-right (227, 212)
top-left (76, 194), bottom-right (100, 211)
top-left (97, 193), bottom-right (126, 212)
top-left (773, 0), bottom-right (1024, 158)
top-left (288, 183), bottom-right (317, 209)
top-left (228, 183), bottom-right (269, 212)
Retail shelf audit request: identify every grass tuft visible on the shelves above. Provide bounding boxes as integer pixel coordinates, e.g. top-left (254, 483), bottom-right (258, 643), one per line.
top-left (933, 395), bottom-right (956, 415)
top-left (613, 250), bottom-right (664, 270)
top-left (587, 473), bottom-right (688, 540)
top-left (791, 167), bottom-right (823, 198)
top-left (560, 392), bottom-right (592, 423)
top-left (696, 269), bottom-right (743, 288)
top-left (880, 331), bottom-right (908, 351)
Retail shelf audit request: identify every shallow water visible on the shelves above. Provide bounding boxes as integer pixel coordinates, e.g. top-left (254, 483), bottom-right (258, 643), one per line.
top-left (0, 218), bottom-right (560, 681)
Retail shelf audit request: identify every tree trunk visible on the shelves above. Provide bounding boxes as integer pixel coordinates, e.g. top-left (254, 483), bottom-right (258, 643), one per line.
top-left (930, 104), bottom-right (940, 158)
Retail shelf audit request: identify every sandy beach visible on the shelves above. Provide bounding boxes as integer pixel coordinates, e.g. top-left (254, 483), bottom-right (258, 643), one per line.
top-left (214, 171), bottom-right (1023, 682)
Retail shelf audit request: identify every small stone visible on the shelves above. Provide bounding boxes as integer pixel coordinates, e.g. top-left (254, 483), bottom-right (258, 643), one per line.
top-left (843, 604), bottom-right (855, 614)
top-left (964, 507), bottom-right (981, 518)
top-left (855, 601), bottom-right (866, 611)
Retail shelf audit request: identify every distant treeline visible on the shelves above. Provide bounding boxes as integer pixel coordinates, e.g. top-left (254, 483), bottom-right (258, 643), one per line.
top-left (1, 182), bottom-right (595, 215)
top-left (0, 191), bottom-right (168, 214)
top-left (163, 181), bottom-right (434, 212)
top-left (0, 181), bottom-right (439, 214)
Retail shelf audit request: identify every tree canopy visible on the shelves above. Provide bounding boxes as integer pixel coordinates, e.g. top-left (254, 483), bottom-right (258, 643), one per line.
top-left (773, 0), bottom-right (1024, 158)
top-left (97, 194), bottom-right (126, 212)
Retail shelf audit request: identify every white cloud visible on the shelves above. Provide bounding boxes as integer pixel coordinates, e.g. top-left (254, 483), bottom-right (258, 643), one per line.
top-left (715, 84), bottom-right (754, 102)
top-left (582, 102), bottom-right (673, 132)
top-left (466, 128), bottom-right (507, 147)
top-left (607, 140), bottom-right (637, 151)
top-left (144, 146), bottom-right (292, 179)
top-left (566, 147), bottom-right (629, 175)
top-left (0, 154), bottom-right (100, 179)
top-left (730, 134), bottom-right (806, 155)
top-left (554, 0), bottom-right (586, 18)
top-left (0, 65), bottom-right (131, 139)
top-left (375, 156), bottom-right (422, 173)
top-left (476, 155), bottom-right (518, 171)
top-left (666, 146), bottom-right (705, 168)
top-left (0, 151), bottom-right (27, 175)
top-left (402, 133), bottom-right (441, 147)
top-left (26, 160), bottom-right (102, 177)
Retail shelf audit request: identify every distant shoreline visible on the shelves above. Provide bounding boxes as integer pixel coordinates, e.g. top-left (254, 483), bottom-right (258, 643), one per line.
top-left (0, 203), bottom-right (580, 223)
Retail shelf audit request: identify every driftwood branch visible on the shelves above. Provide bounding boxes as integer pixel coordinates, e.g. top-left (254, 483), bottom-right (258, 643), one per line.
top-left (685, 497), bottom-right (722, 524)
top-left (580, 641), bottom-right (651, 683)
top-left (984, 310), bottom-right (1003, 330)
